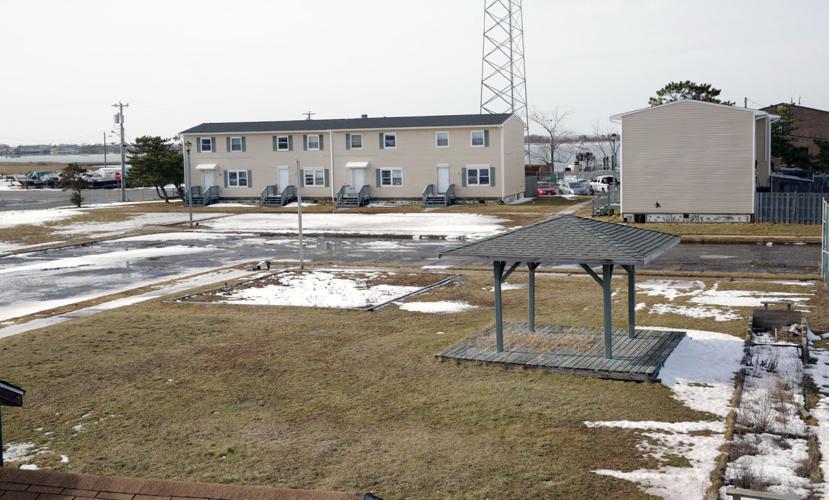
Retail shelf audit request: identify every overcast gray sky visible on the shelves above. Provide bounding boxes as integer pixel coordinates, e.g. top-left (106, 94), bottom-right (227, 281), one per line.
top-left (1, 0), bottom-right (827, 145)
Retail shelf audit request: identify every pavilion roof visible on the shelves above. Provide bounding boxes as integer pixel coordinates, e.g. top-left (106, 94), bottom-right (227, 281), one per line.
top-left (440, 215), bottom-right (679, 266)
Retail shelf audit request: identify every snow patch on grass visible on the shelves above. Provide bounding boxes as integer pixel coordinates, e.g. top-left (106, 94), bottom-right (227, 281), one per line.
top-left (587, 329), bottom-right (742, 499)
top-left (0, 208), bottom-right (85, 229)
top-left (215, 270), bottom-right (420, 309)
top-left (397, 301), bottom-right (477, 314)
top-left (650, 303), bottom-right (741, 322)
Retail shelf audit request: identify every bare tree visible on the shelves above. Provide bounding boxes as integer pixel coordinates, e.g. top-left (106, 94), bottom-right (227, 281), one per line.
top-left (529, 108), bottom-right (573, 171)
top-left (591, 121), bottom-right (621, 170)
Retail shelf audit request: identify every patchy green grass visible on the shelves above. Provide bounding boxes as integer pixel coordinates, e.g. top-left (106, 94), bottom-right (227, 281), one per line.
top-left (0, 271), bottom-right (751, 499)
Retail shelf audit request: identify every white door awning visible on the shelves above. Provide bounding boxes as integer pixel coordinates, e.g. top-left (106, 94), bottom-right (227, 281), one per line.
top-left (345, 161), bottom-right (369, 169)
top-left (195, 163), bottom-right (217, 171)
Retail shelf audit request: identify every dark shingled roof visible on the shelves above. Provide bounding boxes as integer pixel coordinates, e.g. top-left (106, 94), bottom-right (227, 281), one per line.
top-left (440, 215), bottom-right (680, 265)
top-left (181, 113), bottom-right (513, 134)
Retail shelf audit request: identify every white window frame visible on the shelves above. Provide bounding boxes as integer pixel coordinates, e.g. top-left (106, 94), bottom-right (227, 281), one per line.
top-left (470, 130), bottom-right (485, 148)
top-left (230, 136), bottom-right (243, 152)
top-left (306, 134), bottom-right (320, 151)
top-left (435, 131), bottom-right (449, 148)
top-left (383, 132), bottom-right (397, 150)
top-left (227, 169), bottom-right (249, 187)
top-left (276, 135), bottom-right (290, 152)
top-left (379, 168), bottom-right (403, 187)
top-left (200, 137), bottom-right (213, 152)
top-left (349, 133), bottom-right (363, 150)
top-left (303, 167), bottom-right (325, 187)
top-left (466, 166), bottom-right (491, 186)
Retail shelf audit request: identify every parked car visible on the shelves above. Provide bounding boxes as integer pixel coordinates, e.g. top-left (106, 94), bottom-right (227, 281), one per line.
top-left (535, 181), bottom-right (559, 196)
top-left (589, 175), bottom-right (617, 195)
top-left (559, 178), bottom-right (591, 196)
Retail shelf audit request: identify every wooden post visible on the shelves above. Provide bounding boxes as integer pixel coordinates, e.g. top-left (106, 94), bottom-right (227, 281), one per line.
top-left (625, 265), bottom-right (636, 339)
top-left (602, 264), bottom-right (614, 359)
top-left (494, 261), bottom-right (505, 352)
top-left (527, 262), bottom-right (538, 332)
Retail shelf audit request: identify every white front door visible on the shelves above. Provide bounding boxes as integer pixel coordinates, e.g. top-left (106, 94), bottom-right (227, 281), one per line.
top-left (437, 166), bottom-right (450, 193)
top-left (277, 167), bottom-right (289, 189)
top-left (202, 171), bottom-right (215, 188)
top-left (351, 168), bottom-right (365, 189)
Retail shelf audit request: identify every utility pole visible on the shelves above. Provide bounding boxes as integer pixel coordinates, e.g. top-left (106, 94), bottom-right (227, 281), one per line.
top-left (744, 97), bottom-right (748, 108)
top-left (296, 160), bottom-right (305, 270)
top-left (303, 111), bottom-right (315, 120)
top-left (112, 101), bottom-right (129, 201)
top-left (103, 131), bottom-right (107, 166)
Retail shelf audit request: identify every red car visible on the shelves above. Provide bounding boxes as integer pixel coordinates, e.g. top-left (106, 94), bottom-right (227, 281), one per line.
top-left (536, 181), bottom-right (559, 196)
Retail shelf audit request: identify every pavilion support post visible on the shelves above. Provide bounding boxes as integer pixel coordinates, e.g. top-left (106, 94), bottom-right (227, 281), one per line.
top-left (493, 260), bottom-right (505, 352)
top-left (527, 262), bottom-right (539, 332)
top-left (602, 264), bottom-right (614, 359)
top-left (623, 265), bottom-right (636, 339)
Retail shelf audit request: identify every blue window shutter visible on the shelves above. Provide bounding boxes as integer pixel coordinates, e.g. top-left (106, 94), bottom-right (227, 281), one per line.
top-left (299, 169), bottom-right (305, 187)
top-left (241, 137), bottom-right (246, 152)
top-left (247, 170), bottom-right (252, 188)
top-left (375, 169), bottom-right (382, 188)
top-left (489, 166), bottom-right (496, 187)
top-left (379, 133), bottom-right (384, 150)
top-left (319, 134), bottom-right (324, 151)
top-left (484, 130), bottom-right (490, 147)
top-left (324, 169), bottom-right (330, 187)
top-left (345, 133), bottom-right (351, 150)
top-left (223, 170), bottom-right (229, 188)
top-left (288, 136), bottom-right (293, 151)
top-left (272, 136), bottom-right (278, 151)
top-left (196, 137), bottom-right (202, 152)
top-left (211, 137), bottom-right (216, 152)
top-left (226, 137), bottom-right (230, 152)
top-left (303, 135), bottom-right (308, 151)
top-left (461, 167), bottom-right (467, 187)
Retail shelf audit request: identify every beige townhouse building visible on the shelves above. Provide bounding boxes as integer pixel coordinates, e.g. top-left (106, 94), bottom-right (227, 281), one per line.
top-left (180, 113), bottom-right (525, 207)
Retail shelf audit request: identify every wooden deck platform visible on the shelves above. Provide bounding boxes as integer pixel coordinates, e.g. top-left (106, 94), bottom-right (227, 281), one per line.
top-left (436, 323), bottom-right (686, 382)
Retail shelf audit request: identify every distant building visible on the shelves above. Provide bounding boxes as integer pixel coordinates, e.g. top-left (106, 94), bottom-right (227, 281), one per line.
top-left (51, 144), bottom-right (81, 155)
top-left (760, 103), bottom-right (829, 164)
top-left (611, 99), bottom-right (778, 223)
top-left (13, 145), bottom-right (51, 155)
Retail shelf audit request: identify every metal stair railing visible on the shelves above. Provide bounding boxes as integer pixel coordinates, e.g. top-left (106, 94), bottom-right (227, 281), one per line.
top-left (422, 183), bottom-right (435, 204)
top-left (357, 184), bottom-right (371, 206)
top-left (444, 184), bottom-right (456, 206)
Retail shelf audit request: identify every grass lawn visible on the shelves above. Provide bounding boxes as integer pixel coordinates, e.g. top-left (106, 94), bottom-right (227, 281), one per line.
top-left (1, 270), bottom-right (826, 498)
top-left (594, 216), bottom-right (821, 237)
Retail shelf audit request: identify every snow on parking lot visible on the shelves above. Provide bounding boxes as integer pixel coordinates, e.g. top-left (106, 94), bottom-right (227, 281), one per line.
top-left (587, 329), bottom-right (743, 499)
top-left (200, 213), bottom-right (507, 239)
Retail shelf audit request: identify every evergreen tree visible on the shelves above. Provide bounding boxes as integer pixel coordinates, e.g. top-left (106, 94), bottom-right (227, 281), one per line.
top-left (59, 163), bottom-right (87, 207)
top-left (649, 81), bottom-right (735, 106)
top-left (127, 136), bottom-right (183, 202)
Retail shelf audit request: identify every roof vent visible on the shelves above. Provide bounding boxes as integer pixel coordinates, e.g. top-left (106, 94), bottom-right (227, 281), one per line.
top-left (361, 114), bottom-right (368, 119)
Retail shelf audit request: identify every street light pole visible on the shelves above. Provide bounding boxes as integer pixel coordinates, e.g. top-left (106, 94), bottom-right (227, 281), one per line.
top-left (185, 140), bottom-right (193, 228)
top-left (296, 159), bottom-right (304, 270)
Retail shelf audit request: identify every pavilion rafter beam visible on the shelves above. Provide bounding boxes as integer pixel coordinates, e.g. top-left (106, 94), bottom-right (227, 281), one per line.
top-left (579, 264), bottom-right (604, 287)
top-left (501, 261), bottom-right (521, 282)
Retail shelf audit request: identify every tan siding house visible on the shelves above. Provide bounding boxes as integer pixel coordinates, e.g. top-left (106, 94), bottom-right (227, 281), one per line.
top-left (180, 114), bottom-right (525, 205)
top-left (611, 100), bottom-right (777, 222)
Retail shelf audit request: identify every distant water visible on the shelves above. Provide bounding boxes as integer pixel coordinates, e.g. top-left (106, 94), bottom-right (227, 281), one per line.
top-left (0, 154), bottom-right (121, 164)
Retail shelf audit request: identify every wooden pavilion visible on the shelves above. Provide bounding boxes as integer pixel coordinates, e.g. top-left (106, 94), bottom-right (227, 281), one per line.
top-left (437, 215), bottom-right (685, 381)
